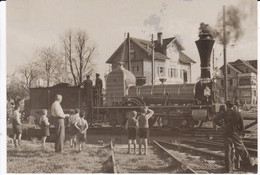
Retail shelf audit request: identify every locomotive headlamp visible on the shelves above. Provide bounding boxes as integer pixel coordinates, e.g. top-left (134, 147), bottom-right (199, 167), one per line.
top-left (204, 86), bottom-right (211, 97)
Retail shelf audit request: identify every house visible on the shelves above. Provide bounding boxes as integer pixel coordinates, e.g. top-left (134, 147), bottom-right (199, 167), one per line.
top-left (106, 33), bottom-right (196, 85)
top-left (217, 59), bottom-right (257, 105)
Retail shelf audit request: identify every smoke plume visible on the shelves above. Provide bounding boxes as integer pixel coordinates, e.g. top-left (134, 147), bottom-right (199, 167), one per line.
top-left (199, 5), bottom-right (247, 45)
top-left (144, 14), bottom-right (163, 32)
top-left (215, 5), bottom-right (246, 45)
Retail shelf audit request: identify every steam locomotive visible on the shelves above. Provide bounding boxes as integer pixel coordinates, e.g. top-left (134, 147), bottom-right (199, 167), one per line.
top-left (28, 32), bottom-right (225, 128)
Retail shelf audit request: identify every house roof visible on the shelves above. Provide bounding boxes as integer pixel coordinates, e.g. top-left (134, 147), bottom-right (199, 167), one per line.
top-left (179, 51), bottom-right (196, 64)
top-left (248, 60), bottom-right (257, 69)
top-left (231, 59), bottom-right (257, 73)
top-left (220, 59), bottom-right (257, 73)
top-left (106, 36), bottom-right (194, 64)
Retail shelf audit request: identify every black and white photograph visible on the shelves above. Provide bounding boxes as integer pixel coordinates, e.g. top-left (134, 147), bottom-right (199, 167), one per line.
top-left (2, 0), bottom-right (258, 174)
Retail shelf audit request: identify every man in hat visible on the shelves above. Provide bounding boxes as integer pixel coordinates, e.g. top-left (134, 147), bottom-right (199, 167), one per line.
top-left (84, 75), bottom-right (93, 119)
top-left (214, 101), bottom-right (256, 172)
top-left (95, 73), bottom-right (103, 106)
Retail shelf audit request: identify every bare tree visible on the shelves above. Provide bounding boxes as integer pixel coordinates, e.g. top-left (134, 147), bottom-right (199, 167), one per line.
top-left (62, 30), bottom-right (77, 85)
top-left (61, 30), bottom-right (95, 85)
top-left (37, 46), bottom-right (63, 87)
top-left (19, 62), bottom-right (40, 88)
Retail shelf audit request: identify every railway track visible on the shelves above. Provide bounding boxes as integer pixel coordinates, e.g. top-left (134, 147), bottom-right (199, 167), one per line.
top-left (154, 140), bottom-right (224, 173)
top-left (179, 138), bottom-right (257, 157)
top-left (110, 141), bottom-right (118, 173)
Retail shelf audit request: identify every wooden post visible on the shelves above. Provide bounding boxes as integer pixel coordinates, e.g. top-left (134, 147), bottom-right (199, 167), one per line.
top-left (151, 34), bottom-right (155, 85)
top-left (127, 33), bottom-right (131, 71)
top-left (223, 6), bottom-right (228, 102)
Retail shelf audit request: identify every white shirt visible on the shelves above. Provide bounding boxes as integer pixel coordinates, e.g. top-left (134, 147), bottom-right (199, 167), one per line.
top-left (51, 101), bottom-right (66, 118)
top-left (12, 110), bottom-right (21, 124)
top-left (69, 113), bottom-right (80, 125)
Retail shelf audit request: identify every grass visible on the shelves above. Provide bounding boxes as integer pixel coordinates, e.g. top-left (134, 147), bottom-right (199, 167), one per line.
top-left (7, 137), bottom-right (110, 173)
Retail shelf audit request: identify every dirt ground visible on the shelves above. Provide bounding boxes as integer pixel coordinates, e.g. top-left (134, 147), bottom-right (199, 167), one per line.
top-left (7, 137), bottom-right (110, 173)
top-left (113, 144), bottom-right (183, 173)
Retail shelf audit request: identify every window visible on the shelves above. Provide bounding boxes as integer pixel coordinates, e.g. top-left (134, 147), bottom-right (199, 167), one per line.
top-left (183, 71), bottom-right (188, 82)
top-left (136, 66), bottom-right (139, 72)
top-left (169, 68), bottom-right (174, 78)
top-left (221, 80), bottom-right (224, 86)
top-left (229, 79), bottom-right (233, 86)
top-left (130, 51), bottom-right (135, 60)
top-left (239, 78), bottom-right (250, 85)
top-left (158, 67), bottom-right (165, 77)
top-left (180, 69), bottom-right (183, 79)
top-left (227, 67), bottom-right (230, 74)
top-left (132, 66), bottom-right (135, 71)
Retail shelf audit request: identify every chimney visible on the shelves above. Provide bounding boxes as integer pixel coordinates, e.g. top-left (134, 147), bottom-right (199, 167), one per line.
top-left (157, 32), bottom-right (163, 46)
top-left (195, 33), bottom-right (215, 81)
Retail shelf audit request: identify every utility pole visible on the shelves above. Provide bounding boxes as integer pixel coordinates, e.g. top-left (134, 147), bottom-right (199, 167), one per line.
top-left (223, 6), bottom-right (228, 102)
top-left (212, 48), bottom-right (215, 74)
top-left (151, 34), bottom-right (155, 85)
top-left (127, 33), bottom-right (131, 71)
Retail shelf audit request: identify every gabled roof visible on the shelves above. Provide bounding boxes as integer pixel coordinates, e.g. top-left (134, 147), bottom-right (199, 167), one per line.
top-left (179, 51), bottom-right (196, 64)
top-left (161, 37), bottom-right (184, 50)
top-left (231, 59), bottom-right (257, 73)
top-left (131, 37), bottom-right (170, 61)
top-left (248, 60), bottom-right (257, 69)
top-left (107, 35), bottom-right (194, 64)
top-left (220, 59), bottom-right (257, 73)
top-left (220, 64), bottom-right (242, 73)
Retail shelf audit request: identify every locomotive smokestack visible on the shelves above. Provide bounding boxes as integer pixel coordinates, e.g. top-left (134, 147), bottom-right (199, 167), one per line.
top-left (195, 33), bottom-right (215, 81)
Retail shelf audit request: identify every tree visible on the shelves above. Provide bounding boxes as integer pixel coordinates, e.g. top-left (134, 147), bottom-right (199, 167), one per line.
top-left (37, 46), bottom-right (63, 87)
top-left (7, 73), bottom-right (29, 101)
top-left (19, 61), bottom-right (40, 88)
top-left (61, 30), bottom-right (95, 85)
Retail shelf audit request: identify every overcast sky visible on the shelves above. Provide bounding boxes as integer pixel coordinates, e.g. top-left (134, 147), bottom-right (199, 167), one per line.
top-left (7, 0), bottom-right (257, 82)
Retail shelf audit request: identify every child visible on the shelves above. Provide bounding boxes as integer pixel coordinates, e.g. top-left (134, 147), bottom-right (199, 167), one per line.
top-left (39, 109), bottom-right (50, 151)
top-left (68, 108), bottom-right (80, 148)
top-left (125, 111), bottom-right (138, 154)
top-left (138, 107), bottom-right (154, 155)
top-left (12, 105), bottom-right (22, 148)
top-left (74, 113), bottom-right (88, 152)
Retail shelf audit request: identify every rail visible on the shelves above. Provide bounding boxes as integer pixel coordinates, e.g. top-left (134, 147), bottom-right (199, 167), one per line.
top-left (153, 140), bottom-right (198, 174)
top-left (110, 141), bottom-right (118, 173)
top-left (156, 140), bottom-right (224, 159)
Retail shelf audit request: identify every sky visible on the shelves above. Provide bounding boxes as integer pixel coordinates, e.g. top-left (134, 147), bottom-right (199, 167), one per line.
top-left (6, 0), bottom-right (257, 82)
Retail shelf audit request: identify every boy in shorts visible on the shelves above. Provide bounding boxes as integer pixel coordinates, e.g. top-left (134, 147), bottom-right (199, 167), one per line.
top-left (69, 108), bottom-right (80, 147)
top-left (125, 111), bottom-right (138, 154)
top-left (74, 113), bottom-right (88, 152)
top-left (138, 107), bottom-right (154, 155)
top-left (39, 109), bottom-right (50, 151)
top-left (12, 105), bottom-right (22, 148)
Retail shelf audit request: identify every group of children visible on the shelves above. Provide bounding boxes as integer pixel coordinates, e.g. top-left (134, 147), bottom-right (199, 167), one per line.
top-left (39, 108), bottom-right (88, 152)
top-left (12, 107), bottom-right (89, 152)
top-left (125, 107), bottom-right (154, 155)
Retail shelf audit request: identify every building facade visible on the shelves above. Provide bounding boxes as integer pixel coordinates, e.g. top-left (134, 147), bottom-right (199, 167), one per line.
top-left (106, 33), bottom-right (195, 85)
top-left (216, 59), bottom-right (257, 105)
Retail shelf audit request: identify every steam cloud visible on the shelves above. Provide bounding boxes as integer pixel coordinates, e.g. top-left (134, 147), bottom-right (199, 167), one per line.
top-left (199, 5), bottom-right (247, 45)
top-left (144, 14), bottom-right (163, 32)
top-left (143, 2), bottom-right (167, 33)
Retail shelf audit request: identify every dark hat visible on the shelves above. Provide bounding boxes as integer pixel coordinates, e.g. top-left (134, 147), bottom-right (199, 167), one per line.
top-left (226, 100), bottom-right (233, 108)
top-left (96, 73), bottom-right (100, 77)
